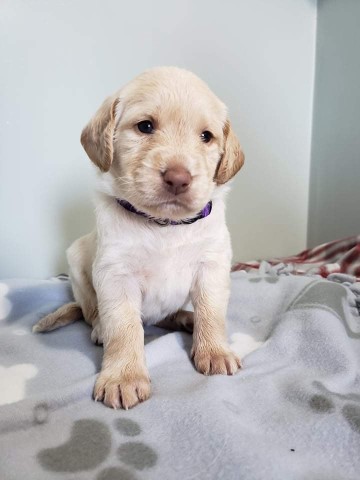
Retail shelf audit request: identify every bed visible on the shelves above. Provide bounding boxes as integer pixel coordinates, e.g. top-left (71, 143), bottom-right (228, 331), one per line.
top-left (1, 241), bottom-right (360, 479)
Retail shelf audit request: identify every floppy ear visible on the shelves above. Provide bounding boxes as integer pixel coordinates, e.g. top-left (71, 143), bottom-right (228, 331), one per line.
top-left (214, 120), bottom-right (245, 185)
top-left (80, 96), bottom-right (120, 172)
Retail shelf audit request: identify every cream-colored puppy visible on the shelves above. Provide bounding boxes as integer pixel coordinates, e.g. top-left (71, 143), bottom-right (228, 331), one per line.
top-left (34, 67), bottom-right (245, 409)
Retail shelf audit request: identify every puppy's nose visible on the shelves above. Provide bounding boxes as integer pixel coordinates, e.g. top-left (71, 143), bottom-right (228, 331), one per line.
top-left (163, 167), bottom-right (192, 195)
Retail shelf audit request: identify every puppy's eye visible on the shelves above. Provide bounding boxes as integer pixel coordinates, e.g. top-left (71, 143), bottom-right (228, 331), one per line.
top-left (137, 120), bottom-right (154, 134)
top-left (200, 131), bottom-right (213, 143)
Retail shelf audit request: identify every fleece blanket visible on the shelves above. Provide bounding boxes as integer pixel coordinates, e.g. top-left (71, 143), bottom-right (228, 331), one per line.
top-left (1, 269), bottom-right (360, 480)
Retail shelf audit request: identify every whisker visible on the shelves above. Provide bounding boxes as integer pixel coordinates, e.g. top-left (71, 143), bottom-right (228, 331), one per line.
top-left (142, 162), bottom-right (160, 171)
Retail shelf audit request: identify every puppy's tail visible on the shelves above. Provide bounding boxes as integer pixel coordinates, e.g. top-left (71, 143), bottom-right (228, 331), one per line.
top-left (32, 302), bottom-right (83, 333)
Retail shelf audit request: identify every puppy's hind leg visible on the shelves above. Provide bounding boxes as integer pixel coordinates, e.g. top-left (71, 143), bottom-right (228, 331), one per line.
top-left (67, 233), bottom-right (101, 342)
top-left (33, 302), bottom-right (83, 333)
top-left (156, 310), bottom-right (194, 333)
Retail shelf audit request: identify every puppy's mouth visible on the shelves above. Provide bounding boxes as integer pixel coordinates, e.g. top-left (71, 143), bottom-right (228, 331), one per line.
top-left (146, 198), bottom-right (193, 217)
top-left (159, 198), bottom-right (187, 208)
top-left (119, 172), bottom-right (210, 221)
top-left (138, 192), bottom-right (204, 221)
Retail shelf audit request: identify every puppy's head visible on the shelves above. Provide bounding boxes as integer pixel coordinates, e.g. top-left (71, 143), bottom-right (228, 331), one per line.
top-left (81, 67), bottom-right (244, 220)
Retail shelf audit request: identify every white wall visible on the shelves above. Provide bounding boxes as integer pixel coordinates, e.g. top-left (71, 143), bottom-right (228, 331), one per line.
top-left (308, 0), bottom-right (360, 247)
top-left (0, 0), bottom-right (317, 278)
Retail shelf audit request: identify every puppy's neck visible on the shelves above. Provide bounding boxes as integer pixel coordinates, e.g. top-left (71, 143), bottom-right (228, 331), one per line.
top-left (95, 171), bottom-right (230, 223)
top-left (115, 198), bottom-right (213, 226)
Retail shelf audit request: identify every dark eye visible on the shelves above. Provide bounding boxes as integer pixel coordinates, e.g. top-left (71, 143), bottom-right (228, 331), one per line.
top-left (137, 120), bottom-right (154, 134)
top-left (200, 131), bottom-right (213, 143)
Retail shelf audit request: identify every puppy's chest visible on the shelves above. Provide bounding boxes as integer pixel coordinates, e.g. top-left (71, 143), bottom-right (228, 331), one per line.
top-left (135, 240), bottom-right (201, 323)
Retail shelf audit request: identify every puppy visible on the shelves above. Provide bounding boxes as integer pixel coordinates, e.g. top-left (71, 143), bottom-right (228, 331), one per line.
top-left (34, 67), bottom-right (245, 409)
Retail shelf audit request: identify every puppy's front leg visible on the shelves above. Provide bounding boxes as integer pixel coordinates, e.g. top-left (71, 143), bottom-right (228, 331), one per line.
top-left (93, 273), bottom-right (150, 409)
top-left (191, 264), bottom-right (241, 375)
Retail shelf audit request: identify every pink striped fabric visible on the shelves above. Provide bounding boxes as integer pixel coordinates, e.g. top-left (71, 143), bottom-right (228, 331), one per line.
top-left (232, 235), bottom-right (360, 280)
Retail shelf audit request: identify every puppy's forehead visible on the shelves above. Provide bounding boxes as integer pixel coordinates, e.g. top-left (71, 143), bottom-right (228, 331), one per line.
top-left (120, 68), bottom-right (227, 127)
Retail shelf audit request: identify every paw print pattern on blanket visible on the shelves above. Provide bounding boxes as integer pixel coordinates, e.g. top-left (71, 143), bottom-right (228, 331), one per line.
top-left (248, 275), bottom-right (279, 284)
top-left (37, 417), bottom-right (157, 478)
top-left (287, 280), bottom-right (360, 338)
top-left (309, 391), bottom-right (360, 430)
top-left (228, 275), bottom-right (280, 358)
top-left (231, 277), bottom-right (360, 361)
top-left (0, 282), bottom-right (12, 320)
top-left (286, 380), bottom-right (360, 435)
top-left (0, 364), bottom-right (38, 406)
top-left (311, 393), bottom-right (360, 435)
top-left (97, 466), bottom-right (138, 480)
top-left (342, 404), bottom-right (360, 434)
top-left (38, 419), bottom-right (112, 472)
top-left (308, 394), bottom-right (335, 413)
top-left (311, 381), bottom-right (360, 435)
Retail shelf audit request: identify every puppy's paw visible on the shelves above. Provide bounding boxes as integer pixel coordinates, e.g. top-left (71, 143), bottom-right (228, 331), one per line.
top-left (90, 323), bottom-right (103, 345)
top-left (93, 368), bottom-right (151, 410)
top-left (192, 347), bottom-right (242, 376)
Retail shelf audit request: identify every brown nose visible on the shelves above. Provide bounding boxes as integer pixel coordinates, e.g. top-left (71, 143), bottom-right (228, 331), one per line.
top-left (163, 166), bottom-right (192, 195)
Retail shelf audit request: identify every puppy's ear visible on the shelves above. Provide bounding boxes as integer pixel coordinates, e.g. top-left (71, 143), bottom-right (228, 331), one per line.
top-left (80, 96), bottom-right (120, 172)
top-left (214, 120), bottom-right (245, 185)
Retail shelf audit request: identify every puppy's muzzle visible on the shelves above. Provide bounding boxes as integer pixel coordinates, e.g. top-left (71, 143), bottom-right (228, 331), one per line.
top-left (162, 166), bottom-right (192, 195)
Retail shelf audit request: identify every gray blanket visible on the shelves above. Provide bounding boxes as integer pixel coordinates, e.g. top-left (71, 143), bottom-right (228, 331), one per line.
top-left (1, 269), bottom-right (360, 480)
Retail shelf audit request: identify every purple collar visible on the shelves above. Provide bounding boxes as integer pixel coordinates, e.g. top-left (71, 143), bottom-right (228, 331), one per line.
top-left (116, 198), bottom-right (212, 226)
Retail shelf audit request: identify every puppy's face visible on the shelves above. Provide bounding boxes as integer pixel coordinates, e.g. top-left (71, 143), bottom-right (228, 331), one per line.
top-left (81, 67), bottom-right (244, 220)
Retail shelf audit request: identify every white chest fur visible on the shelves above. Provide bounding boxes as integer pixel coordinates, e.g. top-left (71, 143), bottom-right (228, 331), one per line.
top-left (94, 191), bottom-right (231, 325)
top-left (138, 237), bottom-right (202, 323)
